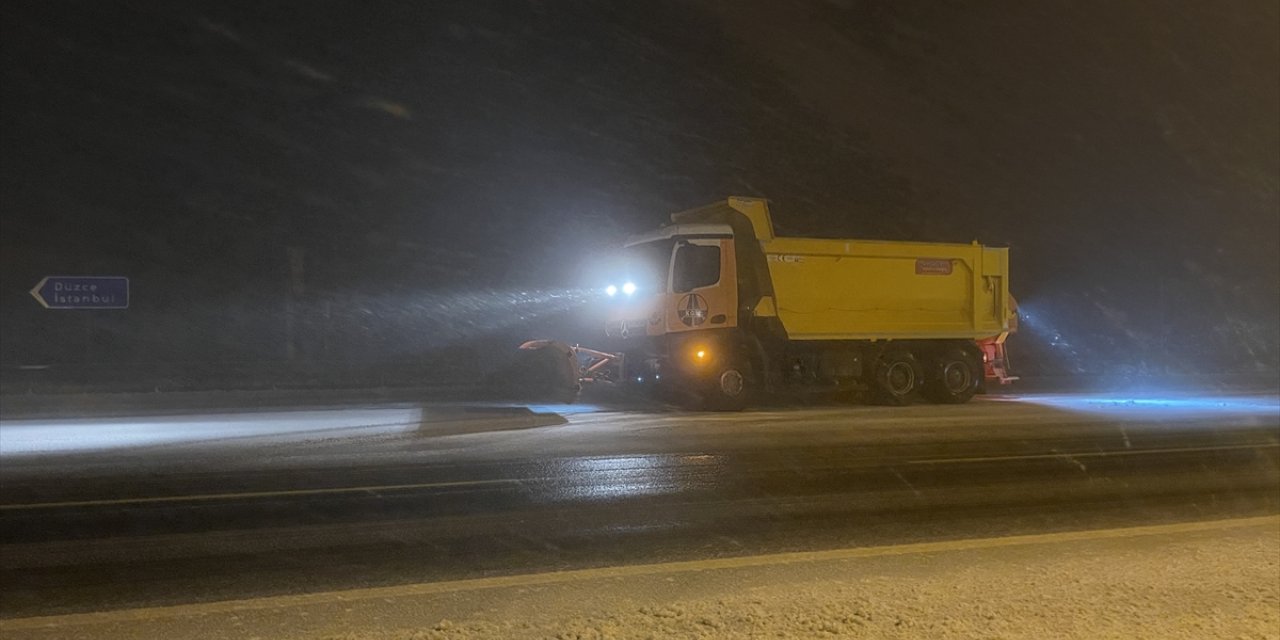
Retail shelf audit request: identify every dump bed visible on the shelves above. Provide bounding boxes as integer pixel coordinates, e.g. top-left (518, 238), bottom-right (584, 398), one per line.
top-left (674, 197), bottom-right (1014, 341)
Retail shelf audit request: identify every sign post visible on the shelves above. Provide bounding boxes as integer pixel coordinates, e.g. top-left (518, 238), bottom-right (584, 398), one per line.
top-left (30, 276), bottom-right (129, 310)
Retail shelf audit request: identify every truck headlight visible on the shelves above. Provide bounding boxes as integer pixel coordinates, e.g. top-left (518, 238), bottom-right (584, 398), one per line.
top-left (622, 282), bottom-right (637, 296)
top-left (605, 284), bottom-right (618, 297)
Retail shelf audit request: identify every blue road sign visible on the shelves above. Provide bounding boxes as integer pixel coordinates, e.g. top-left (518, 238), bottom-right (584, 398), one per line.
top-left (30, 276), bottom-right (129, 310)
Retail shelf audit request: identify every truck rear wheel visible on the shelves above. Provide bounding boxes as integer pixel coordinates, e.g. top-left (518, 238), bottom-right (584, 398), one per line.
top-left (923, 346), bottom-right (982, 404)
top-left (870, 349), bottom-right (923, 406)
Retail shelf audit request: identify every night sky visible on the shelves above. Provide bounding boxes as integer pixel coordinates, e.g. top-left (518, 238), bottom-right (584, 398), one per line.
top-left (1, 1), bottom-right (1277, 382)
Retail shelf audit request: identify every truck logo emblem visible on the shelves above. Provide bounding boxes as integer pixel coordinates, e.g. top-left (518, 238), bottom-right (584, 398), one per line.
top-left (678, 294), bottom-right (708, 326)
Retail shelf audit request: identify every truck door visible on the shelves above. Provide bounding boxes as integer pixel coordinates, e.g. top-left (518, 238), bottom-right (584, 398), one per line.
top-left (666, 238), bottom-right (738, 334)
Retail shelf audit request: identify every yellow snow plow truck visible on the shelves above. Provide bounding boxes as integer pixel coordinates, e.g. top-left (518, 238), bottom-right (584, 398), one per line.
top-left (519, 196), bottom-right (1017, 409)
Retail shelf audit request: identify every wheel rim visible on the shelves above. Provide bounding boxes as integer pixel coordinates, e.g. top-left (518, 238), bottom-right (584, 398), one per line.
top-left (886, 361), bottom-right (915, 395)
top-left (719, 369), bottom-right (745, 397)
top-left (942, 361), bottom-right (972, 393)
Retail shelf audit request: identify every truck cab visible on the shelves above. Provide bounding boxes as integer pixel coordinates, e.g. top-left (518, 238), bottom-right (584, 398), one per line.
top-left (603, 224), bottom-right (738, 339)
top-left (597, 223), bottom-right (752, 407)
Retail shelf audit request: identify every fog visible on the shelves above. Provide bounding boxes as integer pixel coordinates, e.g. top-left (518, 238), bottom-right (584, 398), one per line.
top-left (2, 1), bottom-right (1276, 390)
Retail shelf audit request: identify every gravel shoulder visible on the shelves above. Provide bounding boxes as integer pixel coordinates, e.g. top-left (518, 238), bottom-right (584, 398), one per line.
top-left (344, 519), bottom-right (1280, 640)
top-left (5, 517), bottom-right (1277, 640)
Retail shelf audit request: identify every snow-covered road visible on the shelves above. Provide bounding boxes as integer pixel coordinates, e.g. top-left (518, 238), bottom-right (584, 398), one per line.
top-left (0, 388), bottom-right (1274, 635)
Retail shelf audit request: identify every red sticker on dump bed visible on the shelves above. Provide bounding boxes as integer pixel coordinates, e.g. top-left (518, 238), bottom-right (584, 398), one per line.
top-left (916, 259), bottom-right (953, 275)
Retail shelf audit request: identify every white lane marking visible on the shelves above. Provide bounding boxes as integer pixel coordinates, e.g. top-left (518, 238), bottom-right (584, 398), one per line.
top-left (889, 468), bottom-right (922, 497)
top-left (1, 515), bottom-right (1274, 630)
top-left (8, 444), bottom-right (1273, 509)
top-left (907, 442), bottom-right (1278, 465)
top-left (0, 479), bottom-right (519, 511)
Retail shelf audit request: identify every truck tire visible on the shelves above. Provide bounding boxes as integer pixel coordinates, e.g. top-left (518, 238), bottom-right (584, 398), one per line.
top-left (924, 346), bottom-right (982, 404)
top-left (702, 355), bottom-right (753, 411)
top-left (870, 349), bottom-right (923, 406)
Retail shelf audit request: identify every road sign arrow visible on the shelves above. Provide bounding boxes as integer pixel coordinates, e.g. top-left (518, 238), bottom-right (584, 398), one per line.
top-left (29, 277), bottom-right (50, 309)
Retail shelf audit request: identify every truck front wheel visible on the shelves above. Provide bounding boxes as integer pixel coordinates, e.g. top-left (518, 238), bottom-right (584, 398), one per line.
top-left (871, 349), bottom-right (923, 406)
top-left (702, 356), bottom-right (753, 411)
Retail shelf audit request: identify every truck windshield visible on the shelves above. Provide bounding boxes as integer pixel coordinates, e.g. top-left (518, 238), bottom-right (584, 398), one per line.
top-left (673, 242), bottom-right (721, 292)
top-left (619, 240), bottom-right (674, 293)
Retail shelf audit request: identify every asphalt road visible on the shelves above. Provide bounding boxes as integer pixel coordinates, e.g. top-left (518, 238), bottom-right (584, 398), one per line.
top-left (0, 390), bottom-right (1277, 620)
